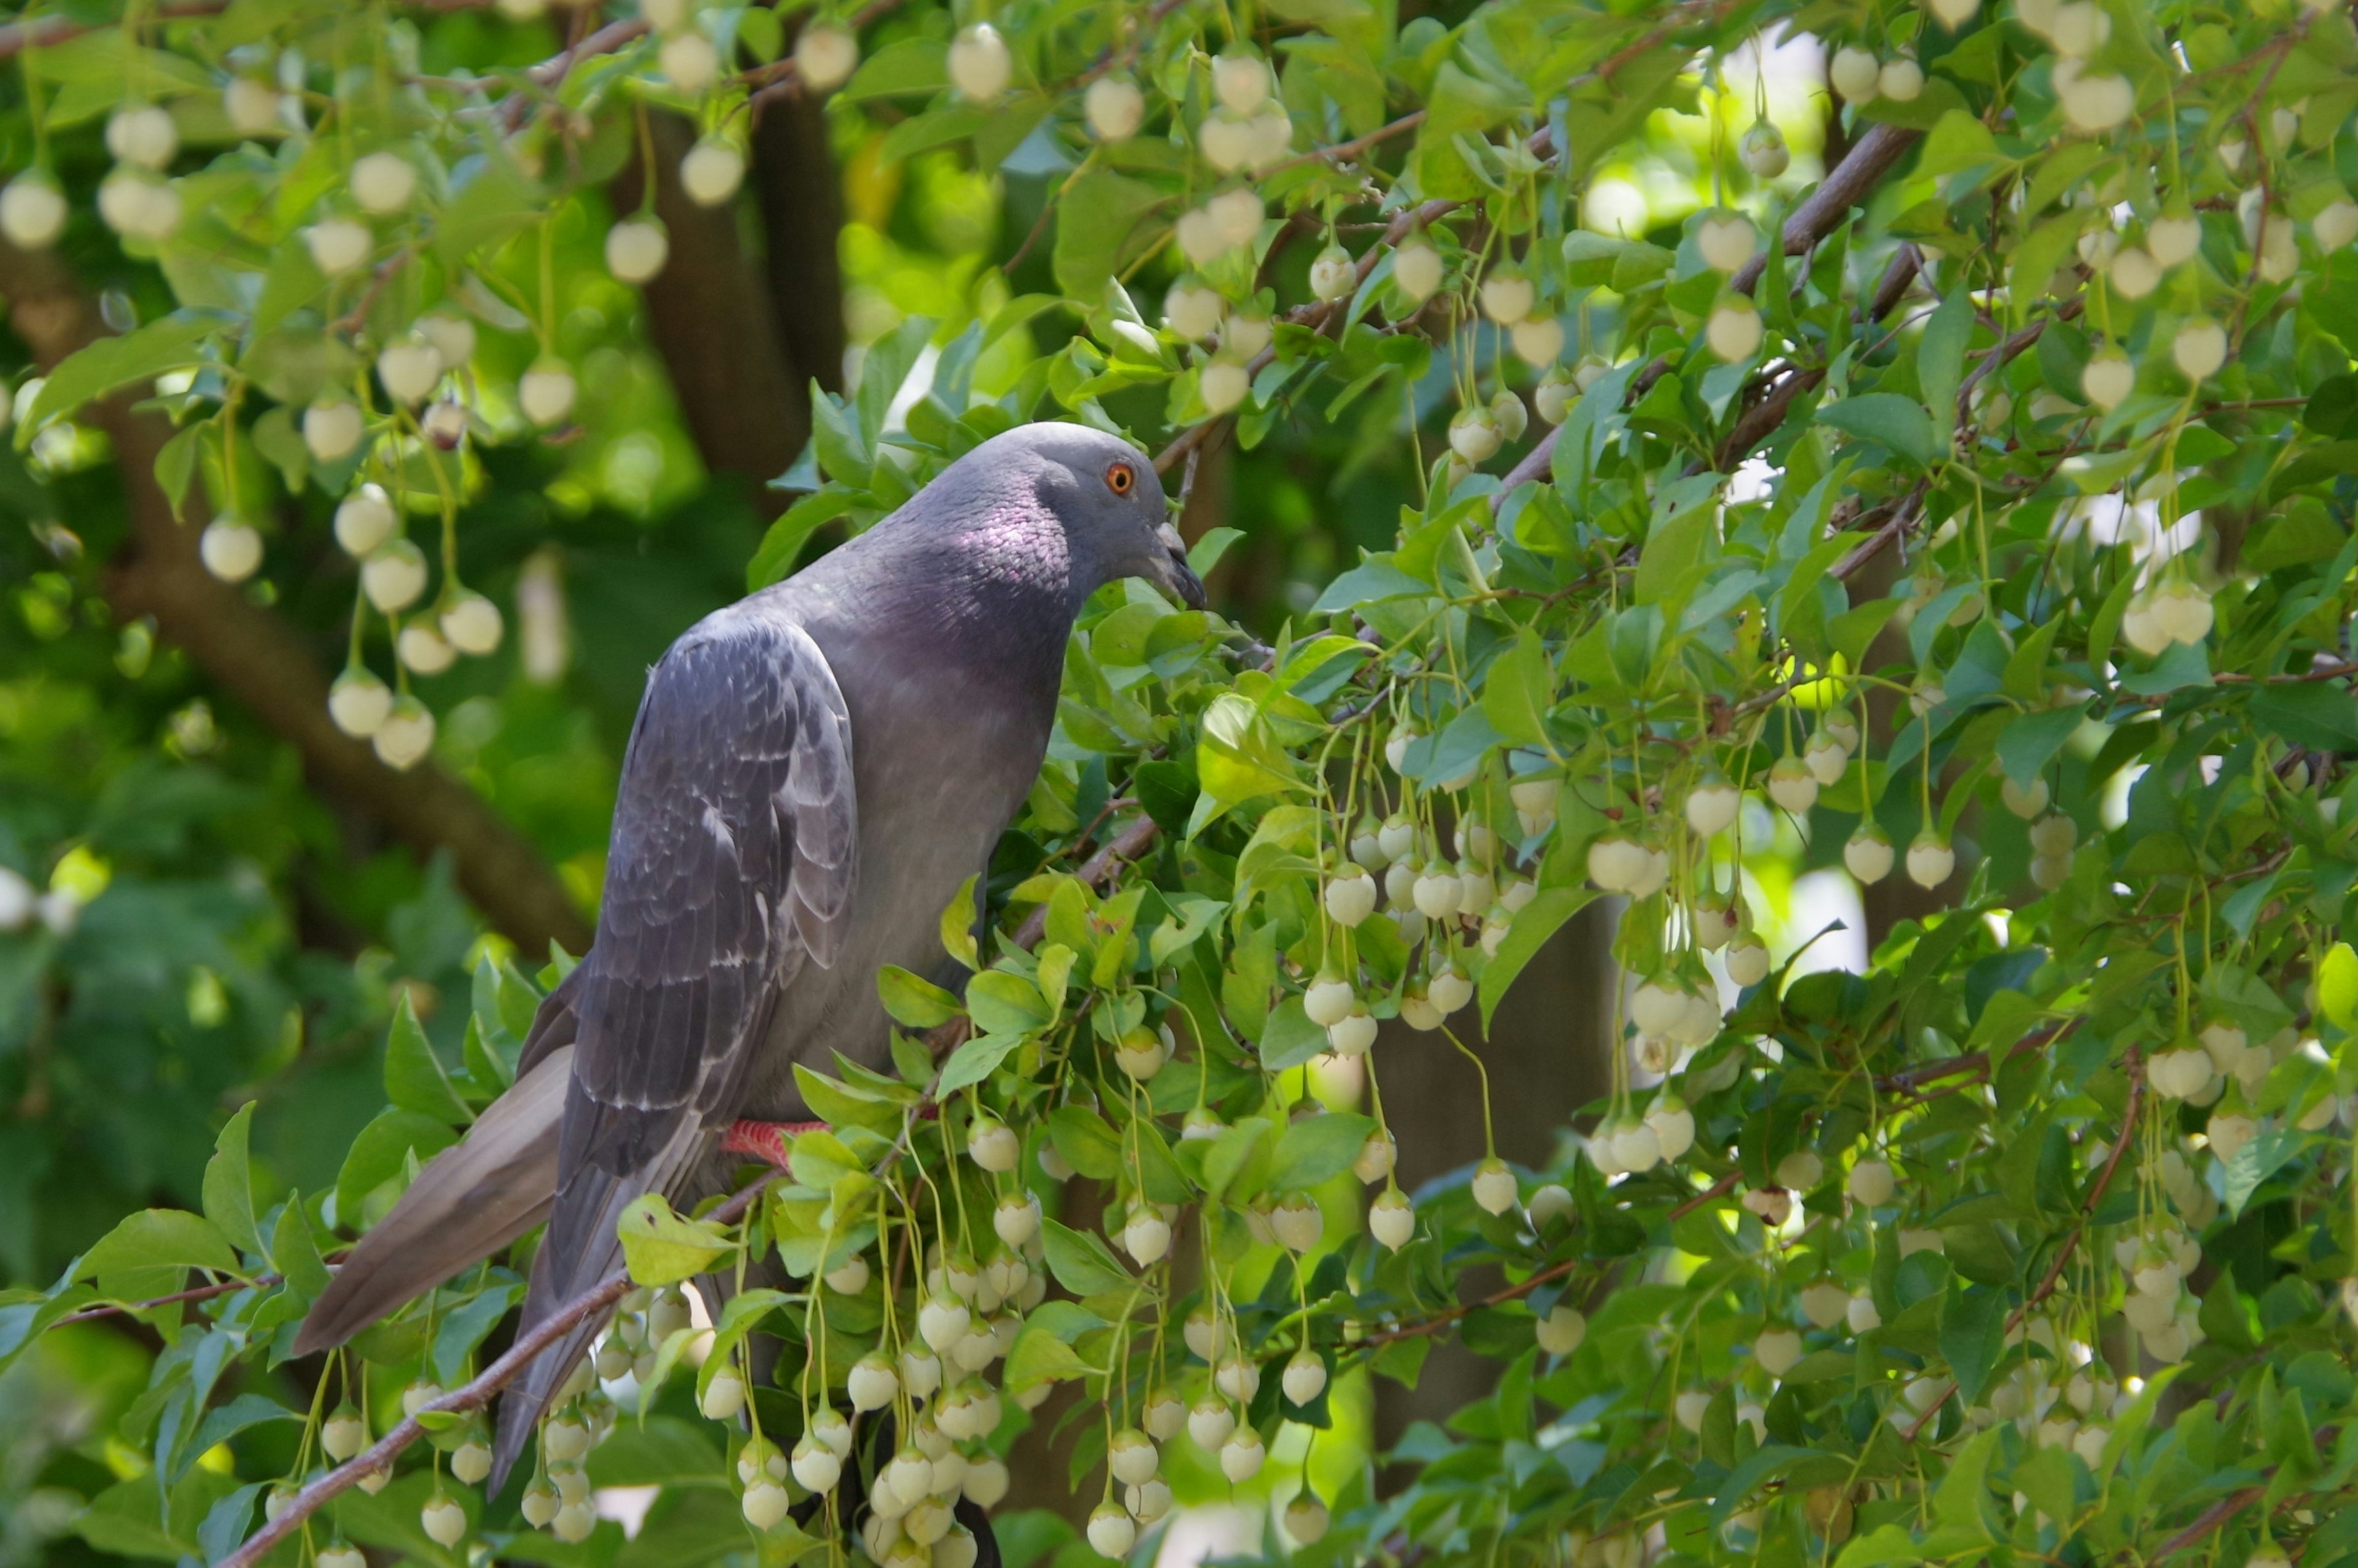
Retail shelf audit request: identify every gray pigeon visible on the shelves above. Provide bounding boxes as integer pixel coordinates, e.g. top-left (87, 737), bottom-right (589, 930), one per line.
top-left (294, 423), bottom-right (1202, 1488)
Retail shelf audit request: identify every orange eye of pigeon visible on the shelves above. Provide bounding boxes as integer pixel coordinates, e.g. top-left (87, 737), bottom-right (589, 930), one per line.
top-left (1105, 461), bottom-right (1135, 495)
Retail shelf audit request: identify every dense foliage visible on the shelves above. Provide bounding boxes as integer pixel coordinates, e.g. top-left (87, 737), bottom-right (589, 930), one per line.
top-left (2, 0), bottom-right (2358, 1565)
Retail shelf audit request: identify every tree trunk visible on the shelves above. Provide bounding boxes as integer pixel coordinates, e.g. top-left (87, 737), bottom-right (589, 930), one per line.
top-left (753, 90), bottom-right (848, 401)
top-left (0, 242), bottom-right (592, 958)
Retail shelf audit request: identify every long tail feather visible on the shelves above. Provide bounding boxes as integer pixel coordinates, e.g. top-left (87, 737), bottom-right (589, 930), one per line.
top-left (292, 1048), bottom-right (572, 1358)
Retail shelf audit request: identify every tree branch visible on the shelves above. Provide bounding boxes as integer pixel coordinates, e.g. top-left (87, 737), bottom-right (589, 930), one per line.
top-left (219, 1171), bottom-right (781, 1568)
top-left (0, 242), bottom-right (591, 957)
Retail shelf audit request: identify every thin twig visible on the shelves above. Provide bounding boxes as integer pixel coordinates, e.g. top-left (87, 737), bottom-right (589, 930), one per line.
top-left (219, 1173), bottom-right (781, 1568)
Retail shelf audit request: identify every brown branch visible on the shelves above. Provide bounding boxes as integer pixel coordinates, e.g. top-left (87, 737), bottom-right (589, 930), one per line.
top-left (1014, 815), bottom-right (1161, 949)
top-left (0, 243), bottom-right (591, 958)
top-left (219, 1172), bottom-right (780, 1568)
top-left (1494, 122), bottom-right (1926, 506)
top-left (2152, 1488), bottom-right (2263, 1559)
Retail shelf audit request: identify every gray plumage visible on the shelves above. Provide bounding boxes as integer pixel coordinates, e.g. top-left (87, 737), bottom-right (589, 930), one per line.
top-left (293, 423), bottom-right (1200, 1490)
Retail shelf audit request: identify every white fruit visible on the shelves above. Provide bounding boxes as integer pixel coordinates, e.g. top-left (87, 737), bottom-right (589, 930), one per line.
top-left (967, 1116), bottom-right (1019, 1170)
top-left (1804, 731), bottom-right (1850, 785)
top-left (551, 1502), bottom-right (597, 1543)
top-left (1282, 1348), bottom-right (1326, 1405)
top-left (1197, 359), bottom-right (1249, 414)
top-left (1270, 1192), bottom-right (1322, 1252)
top-left (2316, 200), bottom-right (2358, 253)
top-left (1353, 1128), bottom-right (1396, 1184)
top-left (304, 400), bottom-right (365, 464)
top-left (376, 337), bottom-right (443, 405)
top-left (1199, 111), bottom-right (1256, 172)
top-left (1188, 1394), bottom-right (1235, 1452)
top-left (1685, 777), bottom-right (1741, 836)
top-left (0, 174), bottom-right (67, 249)
top-left (1309, 243), bottom-right (1356, 302)
top-left (847, 1352), bottom-right (898, 1411)
top-left (451, 1438), bottom-right (492, 1484)
top-left (1123, 1205), bottom-right (1170, 1264)
top-left (519, 1483), bottom-right (558, 1529)
top-left (605, 217), bottom-right (669, 283)
top-left (1766, 756), bottom-right (1818, 814)
top-left (779, 23), bottom-right (858, 94)
top-left (374, 697), bottom-right (436, 769)
top-left (1325, 1008), bottom-right (1376, 1056)
top-left (442, 592), bottom-right (504, 656)
top-left (335, 484), bottom-right (397, 556)
top-left (1285, 1493), bottom-right (1329, 1544)
top-left (1533, 371), bottom-right (1576, 425)
top-left (1449, 405), bottom-right (1501, 462)
top-left (1223, 312), bottom-right (1272, 359)
top-left (107, 105), bottom-right (179, 169)
top-left (680, 141), bottom-right (745, 206)
top-left (1906, 833), bottom-right (1955, 888)
top-left (1695, 212), bottom-right (1756, 274)
top-left (1848, 1294), bottom-right (1882, 1332)
top-left (2001, 775), bottom-right (2049, 818)
top-left (698, 1369), bottom-right (745, 1419)
top-left (1162, 279), bottom-right (1224, 340)
top-left (1800, 1279), bottom-right (1850, 1329)
top-left (2081, 350), bottom-right (2134, 411)
top-left (1754, 1328), bottom-right (1802, 1376)
top-left (1214, 1355), bottom-right (1259, 1403)
top-left (1848, 1159), bottom-right (1895, 1206)
top-left (1829, 47), bottom-right (1881, 102)
top-left (521, 359), bottom-right (578, 427)
top-left (1212, 52), bottom-right (1271, 115)
top-left (1084, 74), bottom-right (1145, 141)
top-left (1489, 390), bottom-right (1527, 444)
top-left (1706, 298), bottom-right (1763, 361)
top-left (307, 217), bottom-right (373, 276)
top-left (1369, 1189), bottom-right (1415, 1249)
top-left (351, 151), bottom-right (416, 214)
top-left (1775, 1150), bottom-right (1824, 1190)
top-left (739, 1480), bottom-right (790, 1529)
top-left (1429, 964), bottom-right (1472, 1015)
top-left (1304, 977), bottom-right (1355, 1028)
top-left (225, 77), bottom-right (284, 136)
top-left (660, 31), bottom-right (720, 93)
top-left (421, 1495), bottom-right (467, 1548)
top-left (2029, 812), bottom-right (2077, 856)
top-left (2059, 71), bottom-right (2133, 131)
top-left (1845, 828), bottom-right (1894, 885)
top-left (1646, 1100), bottom-right (1695, 1160)
top-left (363, 540), bottom-right (429, 613)
top-left (1321, 871), bottom-right (1377, 928)
top-left (2173, 319), bottom-right (2227, 380)
top-left (1536, 1304), bottom-right (1586, 1354)
top-left (1392, 238), bottom-right (1444, 303)
top-left (1879, 58), bottom-right (1923, 101)
top-left (322, 1408), bottom-right (367, 1460)
top-left (2108, 246), bottom-right (2160, 299)
top-left (948, 24), bottom-right (1011, 101)
top-left (400, 626), bottom-right (456, 675)
top-left (1472, 1157), bottom-right (1517, 1215)
top-left (642, 0), bottom-right (687, 31)
top-left (97, 169), bottom-right (177, 239)
top-left (318, 1547), bottom-right (367, 1568)
top-left (201, 519), bottom-right (263, 583)
top-left (1725, 935), bottom-right (1771, 987)
top-left (330, 670), bottom-right (393, 738)
top-left (2147, 211), bottom-right (2201, 267)
top-left (1219, 1427), bottom-right (1265, 1481)
top-left (1086, 1502), bottom-right (1136, 1559)
top-left (1479, 269), bottom-right (1535, 325)
top-left (791, 1437), bottom-right (841, 1493)
top-left (1740, 122), bottom-right (1789, 178)
top-left (2206, 1111), bottom-right (2258, 1163)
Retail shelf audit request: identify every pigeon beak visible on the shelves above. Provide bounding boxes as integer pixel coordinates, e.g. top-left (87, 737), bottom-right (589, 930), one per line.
top-left (1154, 522), bottom-right (1208, 610)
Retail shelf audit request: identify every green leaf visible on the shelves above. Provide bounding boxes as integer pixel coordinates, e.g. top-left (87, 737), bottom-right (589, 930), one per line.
top-left (1480, 889), bottom-right (1597, 1030)
top-left (1917, 109), bottom-right (2004, 177)
top-left (1267, 1112), bottom-right (1377, 1192)
top-left (695, 1289), bottom-right (790, 1407)
top-left (747, 487), bottom-right (855, 590)
top-left (1918, 288), bottom-right (1972, 441)
top-left (1996, 706), bottom-right (2084, 788)
top-left (935, 1032), bottom-right (1023, 1095)
top-left (436, 153), bottom-right (544, 270)
top-left (939, 874), bottom-right (981, 971)
top-left (1046, 1106), bottom-right (1124, 1181)
top-left (1309, 557), bottom-right (1428, 613)
top-left (1192, 693), bottom-right (1301, 829)
top-left (1482, 629), bottom-right (1556, 746)
top-left (76, 1210), bottom-right (237, 1284)
top-left (1038, 1217), bottom-right (1132, 1297)
top-left (2224, 1127), bottom-right (2305, 1217)
top-left (965, 969), bottom-right (1048, 1036)
top-left (876, 965), bottom-right (961, 1029)
top-left (383, 992), bottom-right (470, 1127)
top-left (615, 1194), bottom-right (733, 1288)
top-left (1051, 168), bottom-right (1170, 301)
top-left (1817, 394), bottom-right (1937, 468)
top-left (201, 1103), bottom-right (260, 1257)
top-left (22, 312), bottom-right (227, 438)
top-left (335, 1108), bottom-right (457, 1221)
top-left (271, 1193), bottom-right (332, 1298)
top-left (1004, 1323), bottom-right (1093, 1394)
top-left (2319, 942), bottom-right (2358, 1031)
top-left (1258, 996), bottom-right (1328, 1073)
top-left (1939, 1282), bottom-right (2004, 1405)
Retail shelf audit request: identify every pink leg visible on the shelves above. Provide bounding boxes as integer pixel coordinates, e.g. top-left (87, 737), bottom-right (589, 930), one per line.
top-left (722, 1119), bottom-right (830, 1167)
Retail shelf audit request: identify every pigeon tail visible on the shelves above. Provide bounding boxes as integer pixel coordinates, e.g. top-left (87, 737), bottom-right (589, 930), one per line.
top-left (486, 1119), bottom-right (705, 1494)
top-left (292, 1048), bottom-right (571, 1358)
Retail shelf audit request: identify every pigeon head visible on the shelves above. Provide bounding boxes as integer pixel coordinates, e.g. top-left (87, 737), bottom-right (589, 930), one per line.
top-left (976, 423), bottom-right (1207, 611)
